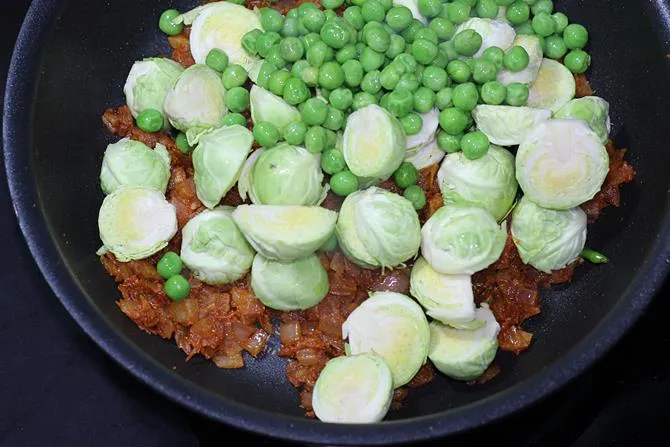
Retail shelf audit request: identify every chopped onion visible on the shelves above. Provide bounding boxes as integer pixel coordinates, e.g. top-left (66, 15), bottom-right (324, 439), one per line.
top-left (296, 348), bottom-right (324, 366)
top-left (213, 352), bottom-right (244, 369)
top-left (280, 321), bottom-right (302, 344)
top-left (243, 329), bottom-right (270, 357)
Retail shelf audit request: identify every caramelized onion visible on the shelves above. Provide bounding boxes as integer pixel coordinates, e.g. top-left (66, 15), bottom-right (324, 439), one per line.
top-left (213, 353), bottom-right (244, 369)
top-left (243, 329), bottom-right (270, 357)
top-left (280, 321), bottom-right (302, 344)
top-left (296, 348), bottom-right (323, 366)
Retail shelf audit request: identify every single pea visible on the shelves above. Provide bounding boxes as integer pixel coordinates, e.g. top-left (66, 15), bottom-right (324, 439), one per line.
top-left (175, 132), bottom-right (191, 153)
top-left (330, 170), bottom-right (360, 196)
top-left (298, 2), bottom-right (318, 16)
top-left (394, 53), bottom-right (418, 72)
top-left (253, 121), bottom-right (280, 148)
top-left (552, 12), bottom-right (569, 34)
top-left (480, 81), bottom-right (507, 105)
top-left (222, 64), bottom-right (248, 89)
top-left (328, 88), bottom-right (353, 111)
top-left (544, 35), bottom-right (567, 60)
top-left (301, 98), bottom-right (329, 125)
top-left (378, 0), bottom-right (393, 11)
top-left (439, 107), bottom-right (469, 135)
top-left (265, 44), bottom-right (287, 70)
top-left (461, 131), bottom-right (490, 160)
top-left (362, 0), bottom-right (386, 22)
top-left (415, 28), bottom-right (439, 45)
top-left (256, 62), bottom-right (277, 89)
top-left (322, 0), bottom-right (345, 9)
top-left (421, 65), bottom-right (448, 92)
top-left (515, 21), bottom-right (534, 35)
top-left (435, 87), bottom-right (453, 110)
top-left (453, 29), bottom-right (483, 57)
top-left (429, 17), bottom-right (455, 41)
top-left (506, 1), bottom-right (530, 25)
top-left (563, 23), bottom-right (589, 50)
top-left (284, 121), bottom-right (308, 145)
top-left (380, 63), bottom-right (404, 90)
top-left (447, 59), bottom-right (471, 83)
top-left (281, 17), bottom-right (300, 38)
top-left (136, 109), bottom-right (163, 133)
top-left (285, 77), bottom-right (310, 105)
top-left (413, 87), bottom-right (435, 113)
top-left (580, 247), bottom-right (609, 264)
top-left (318, 61), bottom-right (345, 89)
top-left (452, 82), bottom-right (479, 111)
top-left (344, 5), bottom-right (365, 30)
top-left (287, 8), bottom-right (299, 19)
top-left (305, 125), bottom-right (327, 153)
top-left (532, 12), bottom-right (556, 37)
top-left (321, 20), bottom-right (350, 49)
top-left (386, 34), bottom-right (406, 59)
top-left (403, 185), bottom-right (426, 210)
top-left (532, 0), bottom-right (554, 15)
top-left (386, 89), bottom-right (414, 117)
top-left (323, 107), bottom-right (345, 131)
top-left (438, 40), bottom-right (459, 62)
top-left (564, 49), bottom-right (591, 73)
top-left (324, 129), bottom-right (338, 150)
top-left (365, 26), bottom-right (391, 53)
top-left (361, 70), bottom-right (382, 94)
top-left (360, 46), bottom-right (386, 72)
top-left (268, 70), bottom-right (291, 96)
top-left (301, 66), bottom-right (320, 86)
top-left (482, 46), bottom-right (505, 70)
top-left (164, 274), bottom-right (191, 301)
top-left (302, 32), bottom-right (321, 50)
top-left (394, 161), bottom-right (420, 188)
top-left (256, 32), bottom-right (282, 58)
top-left (290, 60), bottom-right (309, 79)
top-left (157, 251), bottom-right (183, 279)
top-left (397, 73), bottom-right (420, 92)
top-left (301, 8), bottom-right (325, 32)
top-left (418, 0), bottom-right (442, 18)
top-left (279, 37), bottom-right (305, 62)
top-left (222, 113), bottom-right (247, 127)
top-left (242, 29), bottom-right (263, 56)
top-left (401, 19), bottom-right (425, 43)
top-left (412, 39), bottom-right (439, 65)
top-left (472, 59), bottom-right (498, 84)
top-left (159, 9), bottom-right (183, 36)
top-left (385, 6), bottom-right (413, 32)
top-left (503, 46), bottom-right (530, 72)
top-left (437, 130), bottom-right (462, 153)
top-left (261, 8), bottom-right (285, 33)
top-left (307, 41), bottom-right (333, 67)
top-left (321, 148), bottom-right (346, 174)
top-left (447, 2), bottom-right (471, 25)
top-left (352, 91), bottom-right (378, 109)
top-left (225, 86), bottom-right (250, 113)
top-left (476, 0), bottom-right (499, 18)
top-left (336, 44), bottom-right (357, 64)
top-left (205, 48), bottom-right (229, 72)
top-left (342, 60), bottom-right (364, 88)
top-left (505, 82), bottom-right (529, 106)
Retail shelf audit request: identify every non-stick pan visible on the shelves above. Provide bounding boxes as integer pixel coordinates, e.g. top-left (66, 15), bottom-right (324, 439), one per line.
top-left (4, 0), bottom-right (670, 444)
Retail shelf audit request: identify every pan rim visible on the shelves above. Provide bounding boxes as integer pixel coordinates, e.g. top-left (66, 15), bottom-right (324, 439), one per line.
top-left (4, 0), bottom-right (670, 444)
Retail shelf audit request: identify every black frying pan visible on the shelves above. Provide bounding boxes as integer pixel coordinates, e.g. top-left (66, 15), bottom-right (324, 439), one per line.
top-left (4, 0), bottom-right (670, 444)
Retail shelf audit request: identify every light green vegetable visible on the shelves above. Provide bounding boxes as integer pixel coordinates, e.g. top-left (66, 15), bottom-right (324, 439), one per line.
top-left (192, 124), bottom-right (254, 209)
top-left (436, 144), bottom-right (518, 222)
top-left (554, 96), bottom-right (612, 144)
top-left (516, 119), bottom-right (609, 209)
top-left (392, 0), bottom-right (427, 25)
top-left (249, 85), bottom-right (302, 136)
top-left (511, 196), bottom-right (587, 273)
top-left (163, 64), bottom-right (227, 146)
top-left (405, 139), bottom-right (445, 170)
top-left (232, 204), bottom-right (337, 261)
top-left (98, 186), bottom-right (177, 262)
top-left (527, 58), bottom-right (576, 112)
top-left (123, 58), bottom-right (184, 123)
top-left (342, 291), bottom-right (430, 388)
top-left (180, 206), bottom-right (255, 285)
top-left (497, 35), bottom-right (543, 86)
top-left (99, 138), bottom-right (171, 195)
top-left (428, 304), bottom-right (500, 381)
top-left (336, 187), bottom-right (421, 269)
top-left (342, 104), bottom-right (407, 187)
top-left (454, 18), bottom-right (516, 58)
top-left (421, 205), bottom-right (507, 275)
top-left (312, 353), bottom-right (393, 423)
top-left (250, 253), bottom-right (329, 311)
top-left (472, 105), bottom-right (552, 146)
top-left (405, 108), bottom-right (440, 155)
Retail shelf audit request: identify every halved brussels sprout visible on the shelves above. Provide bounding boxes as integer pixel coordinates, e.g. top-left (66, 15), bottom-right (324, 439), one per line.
top-left (180, 206), bottom-right (255, 285)
top-left (437, 144), bottom-right (518, 222)
top-left (123, 58), bottom-right (184, 122)
top-left (516, 119), bottom-right (609, 209)
top-left (336, 187), bottom-right (421, 269)
top-left (392, 0), bottom-right (427, 25)
top-left (164, 64), bottom-right (227, 146)
top-left (554, 96), bottom-right (612, 144)
top-left (312, 353), bottom-right (393, 424)
top-left (342, 291), bottom-right (430, 388)
top-left (237, 148), bottom-right (263, 202)
top-left (232, 205), bottom-right (338, 261)
top-left (98, 186), bottom-right (177, 262)
top-left (100, 138), bottom-right (171, 195)
top-left (343, 105), bottom-right (407, 186)
top-left (455, 18), bottom-right (516, 58)
top-left (405, 139), bottom-right (445, 170)
top-left (192, 124), bottom-right (254, 209)
top-left (527, 59), bottom-right (576, 112)
top-left (428, 304), bottom-right (500, 381)
top-left (472, 105), bottom-right (552, 146)
top-left (179, 2), bottom-right (262, 71)
top-left (406, 108), bottom-right (439, 154)
top-left (511, 196), bottom-right (587, 273)
top-left (251, 253), bottom-right (329, 311)
top-left (421, 205), bottom-right (507, 275)
top-left (497, 35), bottom-right (543, 86)
top-left (249, 85), bottom-right (302, 136)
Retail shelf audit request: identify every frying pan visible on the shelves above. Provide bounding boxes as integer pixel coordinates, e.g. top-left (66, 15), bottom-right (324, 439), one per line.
top-left (4, 0), bottom-right (670, 444)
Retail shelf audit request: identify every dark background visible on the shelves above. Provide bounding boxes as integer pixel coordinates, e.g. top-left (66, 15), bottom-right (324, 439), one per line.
top-left (2, 1), bottom-right (669, 446)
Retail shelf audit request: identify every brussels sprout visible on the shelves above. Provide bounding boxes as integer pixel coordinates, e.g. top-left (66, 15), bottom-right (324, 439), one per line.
top-left (123, 58), bottom-right (184, 123)
top-left (312, 353), bottom-right (393, 424)
top-left (421, 205), bottom-right (507, 275)
top-left (428, 304), bottom-right (500, 381)
top-left (472, 105), bottom-right (551, 146)
top-left (405, 139), bottom-right (445, 170)
top-left (554, 96), bottom-right (612, 144)
top-left (249, 85), bottom-right (302, 136)
top-left (232, 205), bottom-right (338, 261)
top-left (180, 206), bottom-right (255, 285)
top-left (437, 144), bottom-right (518, 222)
top-left (237, 148), bottom-right (263, 202)
top-left (406, 108), bottom-right (440, 155)
top-left (164, 64), bottom-right (227, 146)
top-left (192, 124), bottom-right (254, 209)
top-left (392, 0), bottom-right (427, 25)
top-left (179, 2), bottom-right (262, 71)
top-left (98, 186), bottom-right (177, 262)
top-left (336, 187), bottom-right (421, 269)
top-left (454, 18), bottom-right (516, 58)
top-left (511, 196), bottom-right (587, 273)
top-left (343, 105), bottom-right (407, 186)
top-left (497, 35), bottom-right (543, 86)
top-left (516, 119), bottom-right (609, 209)
top-left (342, 291), bottom-right (430, 388)
top-left (527, 59), bottom-right (576, 112)
top-left (251, 254), bottom-right (329, 311)
top-left (99, 138), bottom-right (171, 195)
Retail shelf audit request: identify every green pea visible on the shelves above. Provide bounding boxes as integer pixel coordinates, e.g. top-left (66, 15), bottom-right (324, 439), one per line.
top-left (447, 59), bottom-right (471, 83)
top-left (496, 0), bottom-right (516, 5)
top-left (327, 88), bottom-right (351, 111)
top-left (284, 121), bottom-right (308, 145)
top-left (503, 46), bottom-right (530, 72)
top-left (429, 17), bottom-right (455, 41)
top-left (362, 0), bottom-right (386, 22)
top-left (403, 185), bottom-right (426, 210)
top-left (164, 274), bottom-right (190, 301)
top-left (330, 170), bottom-right (360, 196)
top-left (285, 77), bottom-right (310, 105)
top-left (301, 98), bottom-right (328, 125)
top-left (452, 82), bottom-right (479, 111)
top-left (260, 8), bottom-right (284, 33)
top-left (310, 41), bottom-right (335, 67)
top-left (321, 20), bottom-right (349, 49)
top-left (265, 44), bottom-right (287, 70)
top-left (421, 65), bottom-right (448, 92)
top-left (324, 107), bottom-right (345, 131)
top-left (379, 63), bottom-right (403, 90)
top-left (361, 70), bottom-right (382, 94)
top-left (243, 29), bottom-right (264, 56)
top-left (268, 69), bottom-right (291, 96)
top-left (564, 49), bottom-right (591, 73)
top-left (222, 64), bottom-right (248, 90)
top-left (415, 28), bottom-right (439, 45)
top-left (514, 21), bottom-right (534, 35)
top-left (298, 2), bottom-right (318, 17)
top-left (385, 6), bottom-right (413, 32)
top-left (136, 109), bottom-right (163, 133)
top-left (317, 61), bottom-right (345, 89)
top-left (394, 53), bottom-right (418, 73)
top-left (386, 34), bottom-right (406, 59)
top-left (301, 8), bottom-right (325, 33)
top-left (256, 32), bottom-right (281, 58)
top-left (413, 87), bottom-right (435, 113)
top-left (482, 46), bottom-right (505, 70)
top-left (281, 17), bottom-right (300, 38)
top-left (301, 66), bottom-right (320, 86)
top-left (324, 129), bottom-right (338, 150)
top-left (461, 131), bottom-right (490, 160)
top-left (446, 2), bottom-right (471, 25)
top-left (435, 87), bottom-right (453, 110)
top-left (437, 130), bottom-right (462, 153)
top-left (418, 0), bottom-right (442, 18)
top-left (476, 0), bottom-right (499, 18)
top-left (438, 40), bottom-right (459, 62)
top-left (552, 12), bottom-right (569, 34)
top-left (205, 48), bottom-right (229, 72)
top-left (287, 8), bottom-right (299, 20)
top-left (386, 89), bottom-right (414, 118)
top-left (532, 12), bottom-right (556, 37)
top-left (396, 73), bottom-right (420, 92)
top-left (302, 32), bottom-right (321, 50)
top-left (225, 86), bottom-right (250, 113)
top-left (439, 107), bottom-right (469, 135)
top-left (159, 9), bottom-right (183, 36)
top-left (412, 39), bottom-right (438, 65)
top-left (305, 125), bottom-right (327, 153)
top-left (322, 0), bottom-right (345, 9)
top-left (222, 113), bottom-right (247, 128)
top-left (175, 132), bottom-right (191, 153)
top-left (563, 23), bottom-right (589, 50)
top-left (365, 26), bottom-right (391, 53)
top-left (157, 251), bottom-right (183, 279)
top-left (472, 59), bottom-right (498, 84)
top-left (394, 162), bottom-right (419, 189)
top-left (378, 0), bottom-right (393, 11)
top-left (453, 29), bottom-right (483, 57)
top-left (360, 46), bottom-right (386, 72)
top-left (580, 247), bottom-right (609, 264)
top-left (352, 91), bottom-right (378, 110)
top-left (532, 0), bottom-right (553, 14)
top-left (321, 148), bottom-right (346, 175)
top-left (289, 60), bottom-right (308, 79)
top-left (456, 0), bottom-right (477, 6)
top-left (544, 35), bottom-right (567, 60)
top-left (279, 37), bottom-right (305, 63)
top-left (401, 19), bottom-right (425, 43)
top-left (253, 121), bottom-right (280, 148)
top-left (480, 81), bottom-right (507, 105)
top-left (256, 62), bottom-right (277, 89)
top-left (335, 44), bottom-right (357, 64)
top-left (344, 6), bottom-right (365, 30)
top-left (506, 1), bottom-right (530, 25)
top-left (505, 82), bottom-right (529, 106)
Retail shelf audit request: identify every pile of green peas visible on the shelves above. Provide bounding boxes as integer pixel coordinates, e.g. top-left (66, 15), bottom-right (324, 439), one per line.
top-left (156, 251), bottom-right (191, 301)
